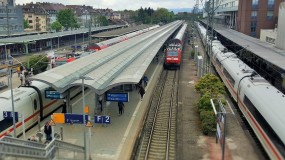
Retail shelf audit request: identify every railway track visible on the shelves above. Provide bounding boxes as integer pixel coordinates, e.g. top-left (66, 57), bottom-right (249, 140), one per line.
top-left (135, 70), bottom-right (178, 160)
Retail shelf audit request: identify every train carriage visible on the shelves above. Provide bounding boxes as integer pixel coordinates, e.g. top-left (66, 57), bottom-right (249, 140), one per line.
top-left (195, 21), bottom-right (285, 159)
top-left (164, 23), bottom-right (187, 69)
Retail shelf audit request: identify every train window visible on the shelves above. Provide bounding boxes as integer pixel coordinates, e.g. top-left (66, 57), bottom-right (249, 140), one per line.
top-left (34, 99), bottom-right (37, 110)
top-left (223, 69), bottom-right (235, 86)
top-left (167, 51), bottom-right (178, 56)
top-left (215, 58), bottom-right (222, 68)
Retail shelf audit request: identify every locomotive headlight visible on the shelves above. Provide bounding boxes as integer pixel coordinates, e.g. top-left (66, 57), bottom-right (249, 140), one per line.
top-left (173, 58), bottom-right (178, 60)
top-left (167, 58), bottom-right (171, 60)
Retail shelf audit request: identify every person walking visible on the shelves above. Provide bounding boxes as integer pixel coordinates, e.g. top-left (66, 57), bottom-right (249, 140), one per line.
top-left (138, 86), bottom-right (145, 100)
top-left (44, 122), bottom-right (52, 141)
top-left (118, 101), bottom-right (124, 115)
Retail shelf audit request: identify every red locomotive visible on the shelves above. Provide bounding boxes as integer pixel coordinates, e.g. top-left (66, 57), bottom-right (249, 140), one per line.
top-left (164, 23), bottom-right (187, 69)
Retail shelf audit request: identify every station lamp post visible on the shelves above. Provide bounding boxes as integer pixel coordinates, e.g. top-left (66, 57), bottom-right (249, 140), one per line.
top-left (8, 67), bottom-right (16, 137)
top-left (80, 75), bottom-right (94, 160)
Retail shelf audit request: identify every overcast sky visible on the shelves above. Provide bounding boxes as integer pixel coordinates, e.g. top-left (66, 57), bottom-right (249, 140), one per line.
top-left (16, 0), bottom-right (196, 11)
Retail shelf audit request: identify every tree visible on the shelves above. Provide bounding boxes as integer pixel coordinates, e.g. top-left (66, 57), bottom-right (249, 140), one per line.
top-left (98, 15), bottom-right (108, 26)
top-left (57, 9), bottom-right (78, 30)
top-left (23, 55), bottom-right (49, 74)
top-left (153, 8), bottom-right (174, 24)
top-left (23, 19), bottom-right (30, 29)
top-left (50, 21), bottom-right (62, 32)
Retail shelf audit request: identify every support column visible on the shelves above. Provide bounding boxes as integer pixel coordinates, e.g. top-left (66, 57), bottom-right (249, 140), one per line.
top-left (94, 93), bottom-right (98, 115)
top-left (66, 89), bottom-right (72, 113)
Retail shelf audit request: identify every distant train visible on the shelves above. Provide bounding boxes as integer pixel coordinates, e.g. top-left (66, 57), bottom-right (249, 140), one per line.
top-left (163, 23), bottom-right (187, 69)
top-left (196, 22), bottom-right (285, 160)
top-left (88, 25), bottom-right (160, 51)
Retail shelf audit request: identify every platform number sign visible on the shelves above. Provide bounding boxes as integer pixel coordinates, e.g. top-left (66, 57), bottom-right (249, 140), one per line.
top-left (3, 111), bottom-right (19, 122)
top-left (94, 116), bottom-right (110, 124)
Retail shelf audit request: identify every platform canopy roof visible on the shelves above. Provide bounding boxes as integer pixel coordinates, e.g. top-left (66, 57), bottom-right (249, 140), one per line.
top-left (30, 21), bottom-right (182, 95)
top-left (0, 25), bottom-right (125, 46)
top-left (91, 24), bottom-right (151, 38)
top-left (215, 27), bottom-right (285, 70)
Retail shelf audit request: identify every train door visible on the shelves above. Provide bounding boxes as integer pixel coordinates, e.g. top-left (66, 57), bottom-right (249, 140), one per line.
top-left (29, 92), bottom-right (40, 123)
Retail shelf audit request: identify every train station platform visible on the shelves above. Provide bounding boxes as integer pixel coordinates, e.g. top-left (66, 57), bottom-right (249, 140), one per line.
top-left (22, 55), bottom-right (163, 159)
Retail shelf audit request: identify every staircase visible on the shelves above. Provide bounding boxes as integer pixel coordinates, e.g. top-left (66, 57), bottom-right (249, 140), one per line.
top-left (0, 136), bottom-right (85, 160)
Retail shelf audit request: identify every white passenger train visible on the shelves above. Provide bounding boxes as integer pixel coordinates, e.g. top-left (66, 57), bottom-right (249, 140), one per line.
top-left (0, 81), bottom-right (80, 138)
top-left (196, 22), bottom-right (285, 160)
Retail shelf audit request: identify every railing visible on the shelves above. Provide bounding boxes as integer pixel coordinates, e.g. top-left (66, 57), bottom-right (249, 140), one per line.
top-left (0, 136), bottom-right (85, 159)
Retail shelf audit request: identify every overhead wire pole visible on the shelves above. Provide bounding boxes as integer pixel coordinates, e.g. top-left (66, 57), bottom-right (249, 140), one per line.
top-left (6, 4), bottom-right (10, 37)
top-left (88, 14), bottom-right (92, 47)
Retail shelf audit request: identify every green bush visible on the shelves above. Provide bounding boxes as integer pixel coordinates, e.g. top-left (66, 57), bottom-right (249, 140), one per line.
top-left (201, 111), bottom-right (216, 135)
top-left (190, 51), bottom-right (195, 58)
top-left (198, 92), bottom-right (212, 113)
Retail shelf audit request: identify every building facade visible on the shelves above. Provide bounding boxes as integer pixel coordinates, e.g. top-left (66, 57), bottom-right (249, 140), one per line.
top-left (22, 3), bottom-right (49, 32)
top-left (215, 0), bottom-right (239, 29)
top-left (276, 2), bottom-right (285, 50)
top-left (0, 0), bottom-right (24, 35)
top-left (237, 0), bottom-right (283, 38)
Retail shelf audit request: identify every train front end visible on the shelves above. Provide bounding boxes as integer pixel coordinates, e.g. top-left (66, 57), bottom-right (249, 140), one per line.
top-left (164, 46), bottom-right (181, 69)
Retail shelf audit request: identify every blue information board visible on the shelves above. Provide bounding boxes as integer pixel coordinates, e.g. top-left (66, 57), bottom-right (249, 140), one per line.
top-left (106, 92), bottom-right (129, 102)
top-left (65, 114), bottom-right (88, 124)
top-left (45, 90), bottom-right (63, 99)
top-left (3, 111), bottom-right (18, 122)
top-left (94, 116), bottom-right (111, 124)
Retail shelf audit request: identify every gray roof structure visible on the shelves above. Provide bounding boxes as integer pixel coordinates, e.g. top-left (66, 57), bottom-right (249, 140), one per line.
top-left (0, 25), bottom-right (125, 46)
top-left (91, 24), bottom-right (151, 38)
top-left (215, 27), bottom-right (285, 70)
top-left (30, 21), bottom-right (183, 95)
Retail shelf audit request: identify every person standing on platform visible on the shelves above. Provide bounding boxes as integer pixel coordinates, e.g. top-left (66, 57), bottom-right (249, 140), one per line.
top-left (138, 86), bottom-right (145, 100)
top-left (118, 101), bottom-right (124, 115)
top-left (136, 79), bottom-right (143, 90)
top-left (143, 75), bottom-right (148, 87)
top-left (62, 100), bottom-right (67, 113)
top-left (17, 66), bottom-right (21, 77)
top-left (44, 122), bottom-right (52, 141)
top-left (20, 73), bottom-right (23, 85)
top-left (98, 96), bottom-right (103, 113)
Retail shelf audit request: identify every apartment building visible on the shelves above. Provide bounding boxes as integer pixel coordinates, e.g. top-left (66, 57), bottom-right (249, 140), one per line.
top-left (237, 0), bottom-right (283, 38)
top-left (22, 2), bottom-right (49, 32)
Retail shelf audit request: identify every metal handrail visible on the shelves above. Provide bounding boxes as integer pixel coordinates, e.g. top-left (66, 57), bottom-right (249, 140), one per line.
top-left (0, 137), bottom-right (84, 159)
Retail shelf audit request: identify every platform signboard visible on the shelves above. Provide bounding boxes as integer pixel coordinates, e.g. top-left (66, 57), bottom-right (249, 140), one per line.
top-left (94, 115), bottom-right (110, 124)
top-left (3, 111), bottom-right (18, 122)
top-left (64, 113), bottom-right (88, 124)
top-left (52, 113), bottom-right (65, 124)
top-left (45, 90), bottom-right (63, 99)
top-left (106, 92), bottom-right (129, 102)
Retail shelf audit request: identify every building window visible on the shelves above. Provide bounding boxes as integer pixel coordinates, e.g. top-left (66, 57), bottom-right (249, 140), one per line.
top-left (266, 37), bottom-right (275, 44)
top-left (267, 11), bottom-right (274, 20)
top-left (252, 0), bottom-right (259, 9)
top-left (250, 21), bottom-right (257, 36)
top-left (268, 0), bottom-right (274, 9)
top-left (251, 11), bottom-right (257, 19)
top-left (29, 20), bottom-right (33, 23)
